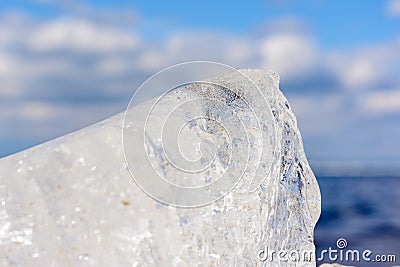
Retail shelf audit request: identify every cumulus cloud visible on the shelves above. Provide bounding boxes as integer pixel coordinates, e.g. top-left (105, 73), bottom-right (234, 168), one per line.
top-left (259, 33), bottom-right (318, 78)
top-left (0, 13), bottom-right (143, 101)
top-left (342, 58), bottom-right (378, 89)
top-left (28, 18), bottom-right (140, 52)
top-left (135, 32), bottom-right (256, 72)
top-left (328, 39), bottom-right (400, 91)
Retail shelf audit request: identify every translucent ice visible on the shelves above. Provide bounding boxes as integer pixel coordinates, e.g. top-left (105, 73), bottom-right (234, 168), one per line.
top-left (0, 69), bottom-right (321, 266)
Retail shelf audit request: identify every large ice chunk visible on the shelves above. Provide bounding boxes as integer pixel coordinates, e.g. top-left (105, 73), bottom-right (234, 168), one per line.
top-left (0, 69), bottom-right (321, 266)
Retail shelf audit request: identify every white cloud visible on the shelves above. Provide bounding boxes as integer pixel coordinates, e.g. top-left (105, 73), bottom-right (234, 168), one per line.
top-left (386, 0), bottom-right (400, 17)
top-left (28, 18), bottom-right (140, 52)
top-left (328, 39), bottom-right (400, 90)
top-left (137, 32), bottom-right (256, 72)
top-left (256, 17), bottom-right (309, 35)
top-left (19, 102), bottom-right (57, 120)
top-left (0, 53), bottom-right (25, 98)
top-left (341, 58), bottom-right (378, 89)
top-left (0, 13), bottom-right (143, 105)
top-left (259, 33), bottom-right (318, 78)
top-left (362, 89), bottom-right (400, 114)
top-left (97, 57), bottom-right (131, 75)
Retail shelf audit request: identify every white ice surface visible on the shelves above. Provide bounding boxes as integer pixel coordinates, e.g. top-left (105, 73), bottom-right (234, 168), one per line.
top-left (0, 69), bottom-right (320, 266)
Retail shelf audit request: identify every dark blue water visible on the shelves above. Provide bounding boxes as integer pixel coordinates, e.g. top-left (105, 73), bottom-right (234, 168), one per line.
top-left (315, 176), bottom-right (400, 266)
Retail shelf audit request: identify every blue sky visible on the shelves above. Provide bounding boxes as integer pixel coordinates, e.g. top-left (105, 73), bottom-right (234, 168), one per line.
top-left (128, 0), bottom-right (399, 47)
top-left (2, 1), bottom-right (399, 47)
top-left (0, 0), bottom-right (400, 173)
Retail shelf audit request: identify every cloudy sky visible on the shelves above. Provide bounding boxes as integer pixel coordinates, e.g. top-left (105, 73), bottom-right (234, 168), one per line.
top-left (1, 0), bottom-right (400, 172)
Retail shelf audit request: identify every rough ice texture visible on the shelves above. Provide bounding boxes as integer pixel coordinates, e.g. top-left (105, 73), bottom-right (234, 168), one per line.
top-left (0, 69), bottom-right (321, 266)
